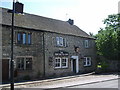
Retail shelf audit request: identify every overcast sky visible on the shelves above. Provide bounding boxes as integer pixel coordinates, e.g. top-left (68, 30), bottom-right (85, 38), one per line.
top-left (1, 0), bottom-right (120, 34)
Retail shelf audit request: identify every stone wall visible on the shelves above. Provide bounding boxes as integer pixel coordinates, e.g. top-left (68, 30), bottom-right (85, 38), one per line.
top-left (2, 25), bottom-right (44, 79)
top-left (2, 25), bottom-right (97, 79)
top-left (97, 56), bottom-right (119, 72)
top-left (44, 32), bottom-right (96, 77)
top-left (105, 60), bottom-right (119, 72)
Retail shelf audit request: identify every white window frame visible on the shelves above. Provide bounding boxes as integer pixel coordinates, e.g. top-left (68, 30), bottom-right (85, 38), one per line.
top-left (84, 57), bottom-right (91, 66)
top-left (61, 57), bottom-right (68, 68)
top-left (54, 57), bottom-right (68, 68)
top-left (56, 37), bottom-right (66, 47)
top-left (55, 57), bottom-right (61, 68)
top-left (85, 40), bottom-right (89, 48)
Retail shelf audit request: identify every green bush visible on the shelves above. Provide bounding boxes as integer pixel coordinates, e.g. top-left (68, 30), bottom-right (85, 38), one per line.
top-left (101, 61), bottom-right (109, 72)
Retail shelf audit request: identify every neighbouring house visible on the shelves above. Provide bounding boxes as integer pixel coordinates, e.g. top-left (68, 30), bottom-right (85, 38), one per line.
top-left (0, 8), bottom-right (96, 82)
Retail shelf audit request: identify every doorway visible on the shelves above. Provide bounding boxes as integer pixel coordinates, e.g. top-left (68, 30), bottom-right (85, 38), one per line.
top-left (73, 59), bottom-right (76, 73)
top-left (71, 56), bottom-right (79, 73)
top-left (2, 59), bottom-right (10, 81)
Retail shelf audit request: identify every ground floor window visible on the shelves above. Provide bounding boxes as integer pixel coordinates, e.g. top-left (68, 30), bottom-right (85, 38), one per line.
top-left (83, 57), bottom-right (91, 66)
top-left (55, 57), bottom-right (61, 68)
top-left (17, 57), bottom-right (32, 70)
top-left (55, 57), bottom-right (68, 68)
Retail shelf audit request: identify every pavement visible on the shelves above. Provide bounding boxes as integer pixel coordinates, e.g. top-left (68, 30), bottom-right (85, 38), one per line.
top-left (0, 72), bottom-right (119, 89)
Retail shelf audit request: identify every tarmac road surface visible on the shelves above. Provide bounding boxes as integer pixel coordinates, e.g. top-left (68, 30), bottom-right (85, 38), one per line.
top-left (67, 79), bottom-right (118, 88)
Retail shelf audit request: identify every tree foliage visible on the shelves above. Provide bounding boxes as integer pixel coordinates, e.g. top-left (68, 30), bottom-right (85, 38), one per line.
top-left (95, 14), bottom-right (120, 60)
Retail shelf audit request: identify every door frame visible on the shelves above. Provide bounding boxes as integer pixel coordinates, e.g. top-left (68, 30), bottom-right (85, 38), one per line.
top-left (71, 56), bottom-right (79, 73)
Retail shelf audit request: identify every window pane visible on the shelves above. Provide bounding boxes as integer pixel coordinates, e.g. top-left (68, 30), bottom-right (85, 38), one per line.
top-left (84, 57), bottom-right (91, 66)
top-left (84, 58), bottom-right (86, 66)
top-left (62, 62), bottom-right (66, 67)
top-left (84, 61), bottom-right (86, 65)
top-left (63, 38), bottom-right (66, 47)
top-left (26, 58), bottom-right (32, 70)
top-left (17, 33), bottom-right (22, 44)
top-left (87, 57), bottom-right (90, 60)
top-left (17, 59), bottom-right (20, 68)
top-left (17, 58), bottom-right (24, 70)
top-left (59, 37), bottom-right (63, 46)
top-left (17, 33), bottom-right (21, 41)
top-left (56, 37), bottom-right (60, 46)
top-left (88, 57), bottom-right (91, 65)
top-left (23, 33), bottom-right (26, 44)
top-left (55, 58), bottom-right (61, 68)
top-left (85, 40), bottom-right (89, 48)
top-left (87, 60), bottom-right (90, 65)
top-left (28, 33), bottom-right (31, 45)
top-left (55, 63), bottom-right (60, 67)
top-left (62, 58), bottom-right (68, 68)
top-left (56, 37), bottom-right (65, 46)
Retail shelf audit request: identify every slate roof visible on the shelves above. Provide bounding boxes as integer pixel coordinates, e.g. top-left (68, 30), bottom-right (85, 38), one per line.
top-left (1, 8), bottom-right (93, 39)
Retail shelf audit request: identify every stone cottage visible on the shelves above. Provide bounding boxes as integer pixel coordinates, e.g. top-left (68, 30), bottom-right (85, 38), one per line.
top-left (0, 8), bottom-right (96, 82)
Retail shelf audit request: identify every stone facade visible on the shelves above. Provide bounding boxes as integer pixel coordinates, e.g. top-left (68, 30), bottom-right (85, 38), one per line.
top-left (2, 25), bottom-right (44, 80)
top-left (44, 32), bottom-right (96, 77)
top-left (1, 8), bottom-right (96, 81)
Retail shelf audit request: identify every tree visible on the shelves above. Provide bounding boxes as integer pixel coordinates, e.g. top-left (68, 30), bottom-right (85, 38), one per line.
top-left (89, 32), bottom-right (94, 37)
top-left (95, 14), bottom-right (120, 60)
top-left (104, 14), bottom-right (120, 29)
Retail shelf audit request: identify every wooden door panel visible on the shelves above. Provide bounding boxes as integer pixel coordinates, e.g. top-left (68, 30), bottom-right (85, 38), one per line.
top-left (2, 59), bottom-right (9, 81)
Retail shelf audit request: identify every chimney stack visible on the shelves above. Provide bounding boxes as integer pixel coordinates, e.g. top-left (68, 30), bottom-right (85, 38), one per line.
top-left (67, 19), bottom-right (74, 25)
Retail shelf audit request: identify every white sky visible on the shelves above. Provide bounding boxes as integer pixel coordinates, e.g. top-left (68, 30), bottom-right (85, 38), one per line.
top-left (1, 0), bottom-right (120, 34)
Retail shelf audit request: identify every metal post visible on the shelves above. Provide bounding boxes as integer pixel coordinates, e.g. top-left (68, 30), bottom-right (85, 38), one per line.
top-left (11, 0), bottom-right (15, 90)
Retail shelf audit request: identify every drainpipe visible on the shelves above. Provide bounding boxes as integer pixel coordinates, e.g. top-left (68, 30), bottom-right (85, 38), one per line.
top-left (43, 32), bottom-right (45, 77)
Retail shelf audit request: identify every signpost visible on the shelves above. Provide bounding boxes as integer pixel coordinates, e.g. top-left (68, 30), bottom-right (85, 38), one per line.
top-left (9, 1), bottom-right (24, 90)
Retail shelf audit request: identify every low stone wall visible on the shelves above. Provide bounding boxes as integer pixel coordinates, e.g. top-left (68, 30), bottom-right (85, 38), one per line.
top-left (108, 60), bottom-right (120, 72)
top-left (103, 60), bottom-right (119, 72)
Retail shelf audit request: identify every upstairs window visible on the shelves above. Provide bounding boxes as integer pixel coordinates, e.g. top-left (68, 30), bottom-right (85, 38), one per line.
top-left (83, 57), bottom-right (91, 66)
top-left (56, 37), bottom-right (66, 47)
top-left (17, 32), bottom-right (32, 45)
top-left (84, 40), bottom-right (89, 48)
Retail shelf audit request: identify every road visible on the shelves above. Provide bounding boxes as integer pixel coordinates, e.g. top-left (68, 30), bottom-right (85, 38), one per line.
top-left (67, 79), bottom-right (118, 88)
top-left (28, 74), bottom-right (118, 89)
top-left (21, 79), bottom-right (118, 90)
top-left (1, 73), bottom-right (118, 90)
